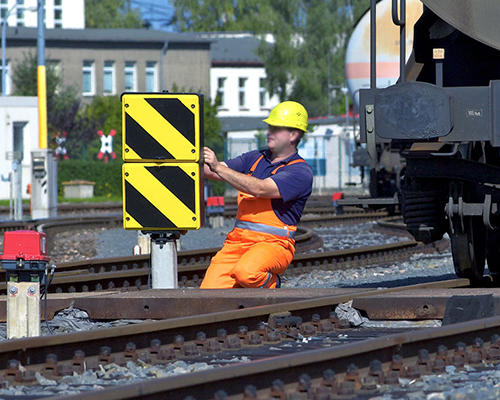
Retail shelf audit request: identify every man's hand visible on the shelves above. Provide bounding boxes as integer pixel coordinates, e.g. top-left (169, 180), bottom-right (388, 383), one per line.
top-left (204, 147), bottom-right (219, 172)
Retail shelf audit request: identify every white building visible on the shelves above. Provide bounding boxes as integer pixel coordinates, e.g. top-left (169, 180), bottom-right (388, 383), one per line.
top-left (200, 33), bottom-right (280, 117)
top-left (221, 116), bottom-right (362, 193)
top-left (0, 96), bottom-right (39, 200)
top-left (0, 0), bottom-right (85, 29)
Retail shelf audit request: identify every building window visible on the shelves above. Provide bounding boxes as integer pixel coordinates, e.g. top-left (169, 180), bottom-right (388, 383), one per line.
top-left (54, 0), bottom-right (62, 28)
top-left (103, 61), bottom-right (115, 95)
top-left (239, 77), bottom-right (247, 108)
top-left (216, 77), bottom-right (226, 106)
top-left (16, 0), bottom-right (24, 27)
top-left (82, 60), bottom-right (95, 96)
top-left (124, 61), bottom-right (136, 91)
top-left (259, 78), bottom-right (267, 108)
top-left (145, 61), bottom-right (158, 92)
top-left (1, 0), bottom-right (7, 20)
top-left (0, 60), bottom-right (10, 95)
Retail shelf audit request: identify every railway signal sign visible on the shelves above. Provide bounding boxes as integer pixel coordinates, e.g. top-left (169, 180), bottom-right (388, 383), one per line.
top-left (122, 93), bottom-right (202, 162)
top-left (121, 93), bottom-right (204, 231)
top-left (123, 163), bottom-right (202, 230)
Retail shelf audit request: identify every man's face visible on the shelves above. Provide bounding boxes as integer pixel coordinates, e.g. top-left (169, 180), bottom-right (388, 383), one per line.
top-left (267, 126), bottom-right (296, 152)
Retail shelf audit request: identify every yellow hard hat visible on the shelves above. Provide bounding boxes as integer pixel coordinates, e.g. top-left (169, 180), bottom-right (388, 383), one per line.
top-left (263, 101), bottom-right (308, 132)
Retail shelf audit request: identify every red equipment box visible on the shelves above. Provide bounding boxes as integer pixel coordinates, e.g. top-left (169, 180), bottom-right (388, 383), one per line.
top-left (0, 231), bottom-right (50, 272)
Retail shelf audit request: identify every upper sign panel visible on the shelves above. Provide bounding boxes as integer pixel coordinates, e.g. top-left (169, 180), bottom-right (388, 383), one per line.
top-left (122, 93), bottom-right (203, 162)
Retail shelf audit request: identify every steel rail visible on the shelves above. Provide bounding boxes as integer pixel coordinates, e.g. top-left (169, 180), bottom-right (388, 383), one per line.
top-left (0, 278), bottom-right (469, 379)
top-left (0, 239), bottom-right (425, 294)
top-left (46, 312), bottom-right (500, 400)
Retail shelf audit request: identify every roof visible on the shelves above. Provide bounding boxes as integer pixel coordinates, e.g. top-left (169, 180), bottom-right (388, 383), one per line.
top-left (0, 96), bottom-right (38, 107)
top-left (6, 27), bottom-right (211, 45)
top-left (209, 36), bottom-right (263, 66)
top-left (220, 115), bottom-right (357, 132)
top-left (219, 116), bottom-right (267, 132)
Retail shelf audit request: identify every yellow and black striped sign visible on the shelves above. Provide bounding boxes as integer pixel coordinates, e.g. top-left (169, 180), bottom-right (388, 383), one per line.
top-left (122, 163), bottom-right (203, 230)
top-left (122, 93), bottom-right (203, 162)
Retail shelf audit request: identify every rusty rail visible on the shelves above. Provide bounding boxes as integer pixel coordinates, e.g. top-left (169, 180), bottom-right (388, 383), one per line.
top-left (0, 239), bottom-right (429, 294)
top-left (0, 278), bottom-right (469, 389)
top-left (47, 312), bottom-right (500, 399)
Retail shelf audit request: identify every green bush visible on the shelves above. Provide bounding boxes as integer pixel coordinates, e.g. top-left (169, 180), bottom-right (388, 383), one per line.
top-left (58, 159), bottom-right (122, 198)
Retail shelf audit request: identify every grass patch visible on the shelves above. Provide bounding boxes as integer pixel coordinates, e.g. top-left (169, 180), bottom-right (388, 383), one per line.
top-left (58, 195), bottom-right (122, 203)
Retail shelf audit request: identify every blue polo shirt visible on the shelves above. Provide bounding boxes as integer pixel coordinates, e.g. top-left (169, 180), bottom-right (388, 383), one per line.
top-left (226, 149), bottom-right (313, 226)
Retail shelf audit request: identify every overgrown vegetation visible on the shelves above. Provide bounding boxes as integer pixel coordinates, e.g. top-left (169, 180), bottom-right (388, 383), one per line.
top-left (172, 0), bottom-right (369, 117)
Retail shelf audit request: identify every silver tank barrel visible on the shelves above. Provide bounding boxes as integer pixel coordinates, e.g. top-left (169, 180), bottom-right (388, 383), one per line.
top-left (423, 0), bottom-right (500, 50)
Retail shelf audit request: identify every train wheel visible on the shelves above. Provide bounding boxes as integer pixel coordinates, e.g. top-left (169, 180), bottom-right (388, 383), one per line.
top-left (486, 230), bottom-right (500, 281)
top-left (450, 216), bottom-right (486, 283)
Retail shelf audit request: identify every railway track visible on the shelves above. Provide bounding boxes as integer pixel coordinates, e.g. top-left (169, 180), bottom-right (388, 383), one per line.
top-left (49, 310), bottom-right (500, 400)
top-left (0, 238), bottom-right (441, 294)
top-left (0, 212), bottom-right (435, 294)
top-left (0, 278), bottom-right (471, 395)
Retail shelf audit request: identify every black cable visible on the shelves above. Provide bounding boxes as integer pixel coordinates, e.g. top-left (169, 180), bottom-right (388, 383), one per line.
top-left (41, 264), bottom-right (56, 335)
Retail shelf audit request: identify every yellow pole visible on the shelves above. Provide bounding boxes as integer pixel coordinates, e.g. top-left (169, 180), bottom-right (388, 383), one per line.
top-left (37, 65), bottom-right (47, 149)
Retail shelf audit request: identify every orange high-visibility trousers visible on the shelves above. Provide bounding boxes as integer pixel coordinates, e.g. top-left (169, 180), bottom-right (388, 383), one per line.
top-left (200, 227), bottom-right (295, 289)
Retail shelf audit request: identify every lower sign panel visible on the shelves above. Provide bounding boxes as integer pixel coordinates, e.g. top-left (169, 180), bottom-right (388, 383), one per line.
top-left (122, 163), bottom-right (203, 230)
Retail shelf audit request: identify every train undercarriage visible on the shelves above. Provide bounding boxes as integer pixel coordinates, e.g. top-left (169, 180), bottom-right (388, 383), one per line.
top-left (359, 0), bottom-right (500, 282)
top-left (400, 143), bottom-right (500, 282)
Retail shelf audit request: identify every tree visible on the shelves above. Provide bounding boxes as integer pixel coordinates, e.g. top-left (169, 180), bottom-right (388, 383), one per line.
top-left (204, 95), bottom-right (223, 158)
top-left (173, 0), bottom-right (273, 32)
top-left (11, 53), bottom-right (86, 155)
top-left (12, 52), bottom-right (59, 99)
top-left (172, 0), bottom-right (370, 117)
top-left (74, 96), bottom-right (122, 160)
top-left (85, 0), bottom-right (143, 29)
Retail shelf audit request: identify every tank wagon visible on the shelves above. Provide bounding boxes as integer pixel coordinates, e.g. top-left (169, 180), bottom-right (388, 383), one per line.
top-left (359, 0), bottom-right (500, 282)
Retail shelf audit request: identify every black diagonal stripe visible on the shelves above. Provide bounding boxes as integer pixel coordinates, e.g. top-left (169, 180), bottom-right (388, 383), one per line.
top-left (125, 113), bottom-right (174, 159)
top-left (146, 165), bottom-right (196, 213)
top-left (146, 98), bottom-right (196, 146)
top-left (125, 181), bottom-right (176, 229)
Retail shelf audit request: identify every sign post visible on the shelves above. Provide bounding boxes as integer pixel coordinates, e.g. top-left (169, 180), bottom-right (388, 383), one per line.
top-left (121, 93), bottom-right (204, 289)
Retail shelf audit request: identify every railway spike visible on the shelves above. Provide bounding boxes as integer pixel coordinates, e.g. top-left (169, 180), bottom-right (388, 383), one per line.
top-left (72, 350), bottom-right (86, 373)
top-left (98, 346), bottom-right (113, 364)
top-left (213, 390), bottom-right (228, 400)
top-left (471, 337), bottom-right (486, 363)
top-left (453, 342), bottom-right (467, 368)
top-left (344, 363), bottom-right (361, 390)
top-left (318, 369), bottom-right (337, 394)
top-left (270, 379), bottom-right (286, 399)
top-left (298, 373), bottom-right (312, 393)
top-left (368, 359), bottom-right (384, 384)
top-left (243, 384), bottom-right (258, 399)
top-left (433, 345), bottom-right (449, 372)
top-left (43, 353), bottom-right (59, 376)
top-left (124, 342), bottom-right (137, 361)
top-left (417, 349), bottom-right (432, 374)
top-left (385, 354), bottom-right (405, 384)
top-left (150, 338), bottom-right (162, 353)
top-left (174, 335), bottom-right (185, 350)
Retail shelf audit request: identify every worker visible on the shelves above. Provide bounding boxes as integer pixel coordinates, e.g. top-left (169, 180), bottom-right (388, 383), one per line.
top-left (200, 101), bottom-right (313, 289)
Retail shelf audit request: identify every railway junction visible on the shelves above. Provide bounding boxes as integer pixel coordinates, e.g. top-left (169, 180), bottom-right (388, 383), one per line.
top-left (0, 201), bottom-right (500, 399)
top-left (2, 0), bottom-right (500, 398)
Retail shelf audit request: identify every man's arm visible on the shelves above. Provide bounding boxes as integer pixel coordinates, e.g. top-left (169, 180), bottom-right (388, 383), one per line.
top-left (204, 162), bottom-right (227, 181)
top-left (204, 147), bottom-right (281, 198)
